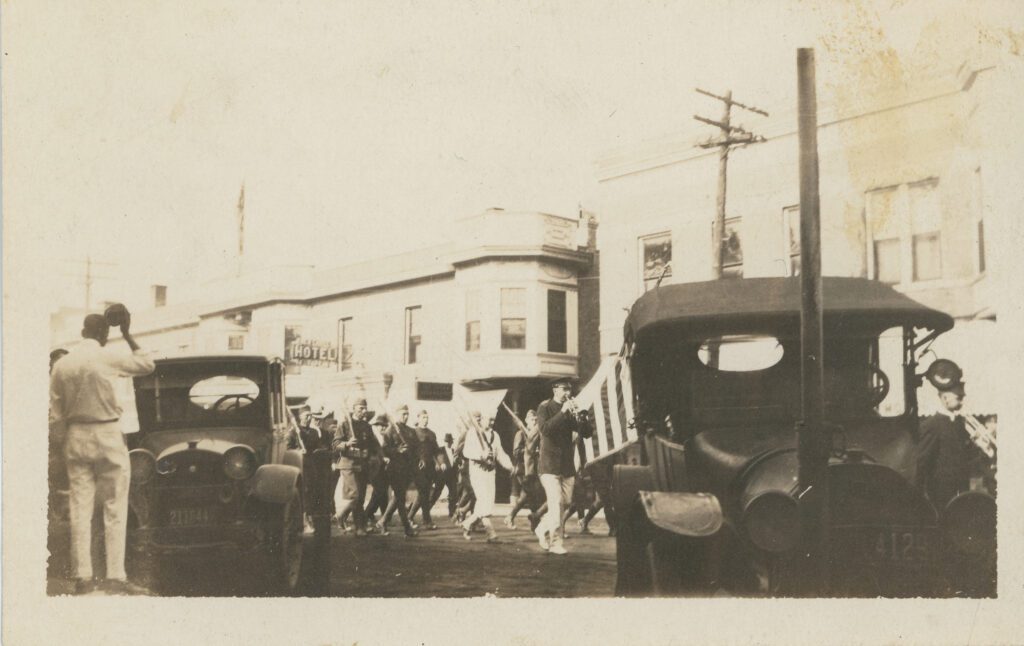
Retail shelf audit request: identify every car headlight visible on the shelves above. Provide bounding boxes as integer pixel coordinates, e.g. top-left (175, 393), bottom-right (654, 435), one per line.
top-left (223, 446), bottom-right (257, 480)
top-left (743, 492), bottom-right (802, 553)
top-left (943, 491), bottom-right (996, 555)
top-left (156, 456), bottom-right (177, 475)
top-left (129, 449), bottom-right (156, 485)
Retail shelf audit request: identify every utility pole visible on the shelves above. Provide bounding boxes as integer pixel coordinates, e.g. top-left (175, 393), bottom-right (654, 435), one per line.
top-left (237, 182), bottom-right (246, 277)
top-left (795, 47), bottom-right (830, 596)
top-left (60, 256), bottom-right (117, 309)
top-left (693, 88), bottom-right (769, 279)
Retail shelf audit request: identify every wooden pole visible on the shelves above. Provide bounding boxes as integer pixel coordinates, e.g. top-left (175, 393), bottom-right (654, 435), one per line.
top-left (710, 91), bottom-right (732, 280)
top-left (796, 47), bottom-right (830, 595)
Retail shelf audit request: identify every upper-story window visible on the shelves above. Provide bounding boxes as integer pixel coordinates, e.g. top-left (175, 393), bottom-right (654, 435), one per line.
top-left (720, 217), bottom-right (743, 278)
top-left (405, 306), bottom-right (422, 364)
top-left (867, 178), bottom-right (942, 286)
top-left (547, 289), bottom-right (567, 353)
top-left (228, 334), bottom-right (245, 351)
top-left (465, 290), bottom-right (481, 352)
top-left (500, 288), bottom-right (527, 350)
top-left (640, 232), bottom-right (672, 292)
top-left (337, 317), bottom-right (353, 371)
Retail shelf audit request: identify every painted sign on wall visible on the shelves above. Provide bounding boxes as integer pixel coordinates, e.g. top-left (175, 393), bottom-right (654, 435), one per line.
top-left (284, 325), bottom-right (339, 370)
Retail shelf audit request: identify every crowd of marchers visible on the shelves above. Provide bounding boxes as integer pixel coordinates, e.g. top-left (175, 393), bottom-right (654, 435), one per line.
top-left (294, 377), bottom-right (611, 554)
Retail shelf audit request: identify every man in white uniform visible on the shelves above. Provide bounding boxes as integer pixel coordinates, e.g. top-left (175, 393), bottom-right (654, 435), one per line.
top-left (460, 414), bottom-right (513, 542)
top-left (49, 312), bottom-right (155, 594)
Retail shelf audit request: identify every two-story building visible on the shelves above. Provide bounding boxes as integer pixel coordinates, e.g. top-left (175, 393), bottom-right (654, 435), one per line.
top-left (52, 209), bottom-right (597, 498)
top-left (589, 57), bottom-right (1015, 415)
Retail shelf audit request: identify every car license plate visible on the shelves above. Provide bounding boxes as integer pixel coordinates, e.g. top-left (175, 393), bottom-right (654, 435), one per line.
top-left (872, 528), bottom-right (933, 562)
top-left (168, 507), bottom-right (215, 527)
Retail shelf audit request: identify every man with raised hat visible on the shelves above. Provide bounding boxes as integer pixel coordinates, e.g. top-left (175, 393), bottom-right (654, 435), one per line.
top-left (49, 309), bottom-right (155, 594)
top-left (332, 397), bottom-right (379, 536)
top-left (535, 375), bottom-right (593, 554)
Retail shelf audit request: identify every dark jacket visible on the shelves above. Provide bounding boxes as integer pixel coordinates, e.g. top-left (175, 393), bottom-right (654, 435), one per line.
top-left (413, 425), bottom-right (440, 473)
top-left (332, 416), bottom-right (381, 471)
top-left (382, 422), bottom-right (420, 479)
top-left (299, 425), bottom-right (329, 453)
top-left (537, 397), bottom-right (593, 477)
top-left (916, 412), bottom-right (973, 509)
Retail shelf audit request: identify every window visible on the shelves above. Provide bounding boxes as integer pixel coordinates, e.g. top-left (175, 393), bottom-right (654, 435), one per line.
top-left (874, 239), bottom-right (901, 284)
top-left (909, 179), bottom-right (941, 281)
top-left (228, 334), bottom-right (245, 351)
top-left (721, 217), bottom-right (743, 277)
top-left (337, 318), bottom-right (353, 371)
top-left (152, 285), bottom-right (167, 308)
top-left (500, 288), bottom-right (527, 349)
top-left (405, 306), bottom-right (421, 364)
top-left (866, 179), bottom-right (942, 285)
top-left (640, 233), bottom-right (672, 292)
top-left (547, 290), bottom-right (567, 353)
top-left (465, 291), bottom-right (481, 352)
top-left (782, 206), bottom-right (801, 276)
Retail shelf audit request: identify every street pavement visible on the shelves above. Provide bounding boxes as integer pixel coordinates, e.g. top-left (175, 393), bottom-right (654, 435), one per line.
top-left (47, 503), bottom-right (617, 597)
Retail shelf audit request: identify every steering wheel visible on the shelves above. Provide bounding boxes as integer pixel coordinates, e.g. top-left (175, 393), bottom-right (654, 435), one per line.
top-left (212, 394), bottom-right (256, 412)
top-left (865, 366), bottom-right (890, 408)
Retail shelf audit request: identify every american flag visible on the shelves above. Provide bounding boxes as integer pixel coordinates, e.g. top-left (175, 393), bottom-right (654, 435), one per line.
top-left (573, 354), bottom-right (637, 469)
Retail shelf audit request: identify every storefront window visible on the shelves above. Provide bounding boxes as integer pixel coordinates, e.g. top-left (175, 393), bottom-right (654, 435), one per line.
top-left (640, 233), bottom-right (672, 292)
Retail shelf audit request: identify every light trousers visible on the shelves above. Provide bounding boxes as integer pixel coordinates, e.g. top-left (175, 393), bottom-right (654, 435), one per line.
top-left (65, 421), bottom-right (130, 580)
top-left (539, 473), bottom-right (575, 546)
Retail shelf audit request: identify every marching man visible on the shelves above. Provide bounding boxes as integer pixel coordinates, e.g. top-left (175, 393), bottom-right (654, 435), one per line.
top-left (460, 413), bottom-right (513, 542)
top-left (535, 376), bottom-right (593, 555)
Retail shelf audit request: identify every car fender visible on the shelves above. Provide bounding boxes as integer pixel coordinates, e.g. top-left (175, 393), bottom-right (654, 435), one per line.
top-left (251, 464), bottom-right (302, 505)
top-left (612, 464), bottom-right (655, 515)
top-left (283, 448), bottom-right (303, 470)
top-left (638, 491), bottom-right (723, 538)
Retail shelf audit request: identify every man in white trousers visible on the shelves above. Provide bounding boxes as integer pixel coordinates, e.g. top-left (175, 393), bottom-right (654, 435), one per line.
top-left (460, 414), bottom-right (513, 543)
top-left (49, 311), bottom-right (155, 594)
top-left (535, 377), bottom-right (593, 555)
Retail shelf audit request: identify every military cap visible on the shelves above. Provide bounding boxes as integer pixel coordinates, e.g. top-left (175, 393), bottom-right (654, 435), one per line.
top-left (352, 397), bottom-right (368, 407)
top-left (395, 404), bottom-right (409, 413)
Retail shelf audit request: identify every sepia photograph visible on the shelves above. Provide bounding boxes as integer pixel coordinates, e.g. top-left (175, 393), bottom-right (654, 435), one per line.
top-left (4, 0), bottom-right (1024, 644)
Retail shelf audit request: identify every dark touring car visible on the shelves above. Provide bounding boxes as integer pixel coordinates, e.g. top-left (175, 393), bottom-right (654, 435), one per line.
top-left (125, 355), bottom-right (331, 594)
top-left (608, 277), bottom-right (996, 597)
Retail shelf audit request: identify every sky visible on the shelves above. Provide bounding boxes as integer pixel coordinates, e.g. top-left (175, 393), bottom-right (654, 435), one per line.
top-left (5, 0), bottom-right (1020, 311)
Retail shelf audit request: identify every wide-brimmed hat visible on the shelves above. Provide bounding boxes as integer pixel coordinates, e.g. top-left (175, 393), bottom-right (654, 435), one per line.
top-left (370, 413), bottom-right (389, 427)
top-left (939, 381), bottom-right (966, 397)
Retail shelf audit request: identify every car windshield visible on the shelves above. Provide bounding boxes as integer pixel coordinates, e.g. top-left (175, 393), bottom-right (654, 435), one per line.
top-left (633, 327), bottom-right (907, 432)
top-left (134, 361), bottom-right (269, 431)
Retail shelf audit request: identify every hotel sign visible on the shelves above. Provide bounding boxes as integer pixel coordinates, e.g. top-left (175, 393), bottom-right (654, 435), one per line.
top-left (284, 326), bottom-right (338, 369)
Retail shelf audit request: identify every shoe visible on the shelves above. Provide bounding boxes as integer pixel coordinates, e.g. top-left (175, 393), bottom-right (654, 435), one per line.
top-left (486, 535), bottom-right (501, 544)
top-left (375, 522), bottom-right (390, 536)
top-left (365, 524), bottom-right (377, 534)
top-left (104, 579), bottom-right (151, 595)
top-left (425, 523), bottom-right (438, 531)
top-left (503, 515), bottom-right (516, 529)
top-left (549, 544), bottom-right (568, 555)
top-left (73, 578), bottom-right (96, 595)
top-left (535, 526), bottom-right (550, 550)
top-left (580, 526), bottom-right (592, 535)
top-left (462, 528), bottom-right (473, 541)
top-left (405, 529), bottom-right (418, 538)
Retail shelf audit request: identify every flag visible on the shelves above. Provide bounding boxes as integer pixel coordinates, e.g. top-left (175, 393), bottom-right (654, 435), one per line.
top-left (573, 354), bottom-right (637, 469)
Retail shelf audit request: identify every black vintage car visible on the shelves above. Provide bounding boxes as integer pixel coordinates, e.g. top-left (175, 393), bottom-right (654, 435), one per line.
top-left (125, 355), bottom-right (329, 594)
top-left (607, 277), bottom-right (995, 597)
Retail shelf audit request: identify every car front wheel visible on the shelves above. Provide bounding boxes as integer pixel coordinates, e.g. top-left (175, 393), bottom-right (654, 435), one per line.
top-left (260, 489), bottom-right (304, 594)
